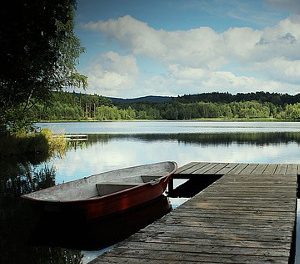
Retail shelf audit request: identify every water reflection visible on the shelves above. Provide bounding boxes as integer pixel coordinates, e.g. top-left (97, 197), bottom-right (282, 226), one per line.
top-left (85, 132), bottom-right (300, 146)
top-left (49, 132), bottom-right (300, 185)
top-left (1, 127), bottom-right (300, 264)
top-left (0, 163), bottom-right (83, 264)
top-left (32, 195), bottom-right (171, 250)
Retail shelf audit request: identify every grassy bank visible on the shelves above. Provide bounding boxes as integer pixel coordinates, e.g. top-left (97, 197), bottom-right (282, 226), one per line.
top-left (0, 129), bottom-right (66, 158)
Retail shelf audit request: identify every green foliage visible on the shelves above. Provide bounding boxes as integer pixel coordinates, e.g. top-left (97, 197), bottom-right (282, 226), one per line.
top-left (280, 103), bottom-right (300, 120)
top-left (41, 129), bottom-right (67, 157)
top-left (0, 129), bottom-right (66, 159)
top-left (176, 91), bottom-right (300, 105)
top-left (0, 0), bottom-right (86, 133)
top-left (28, 91), bottom-right (300, 121)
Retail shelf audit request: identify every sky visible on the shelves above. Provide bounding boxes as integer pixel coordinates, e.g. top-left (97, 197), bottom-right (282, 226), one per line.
top-left (75, 0), bottom-right (300, 98)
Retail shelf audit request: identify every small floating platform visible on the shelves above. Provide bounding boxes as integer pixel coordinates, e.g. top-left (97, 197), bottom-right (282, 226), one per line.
top-left (65, 134), bottom-right (88, 141)
top-left (53, 134), bottom-right (88, 141)
top-left (89, 162), bottom-right (299, 264)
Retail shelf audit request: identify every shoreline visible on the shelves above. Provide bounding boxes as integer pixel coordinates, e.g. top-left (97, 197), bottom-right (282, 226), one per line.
top-left (35, 118), bottom-right (297, 123)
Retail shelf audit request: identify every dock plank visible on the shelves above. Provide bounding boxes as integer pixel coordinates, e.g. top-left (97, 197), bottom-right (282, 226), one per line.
top-left (90, 162), bottom-right (297, 264)
top-left (216, 163), bottom-right (239, 175)
top-left (204, 163), bottom-right (228, 175)
top-left (225, 163), bottom-right (247, 174)
top-left (251, 164), bottom-right (268, 174)
top-left (240, 163), bottom-right (258, 174)
top-left (192, 163), bottom-right (219, 174)
top-left (174, 162), bottom-right (199, 174)
top-left (181, 162), bottom-right (208, 175)
top-left (263, 164), bottom-right (278, 174)
top-left (275, 164), bottom-right (288, 175)
top-left (286, 164), bottom-right (298, 175)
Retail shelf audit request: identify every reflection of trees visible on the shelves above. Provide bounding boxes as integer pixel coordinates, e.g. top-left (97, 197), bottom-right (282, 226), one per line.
top-left (2, 163), bottom-right (55, 197)
top-left (0, 154), bottom-right (83, 264)
top-left (72, 132), bottom-right (300, 149)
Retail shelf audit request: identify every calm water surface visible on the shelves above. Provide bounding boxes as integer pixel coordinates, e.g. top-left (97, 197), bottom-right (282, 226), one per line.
top-left (2, 121), bottom-right (300, 264)
top-left (38, 120), bottom-right (300, 134)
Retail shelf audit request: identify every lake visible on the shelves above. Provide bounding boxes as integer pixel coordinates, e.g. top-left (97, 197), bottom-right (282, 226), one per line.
top-left (1, 121), bottom-right (300, 264)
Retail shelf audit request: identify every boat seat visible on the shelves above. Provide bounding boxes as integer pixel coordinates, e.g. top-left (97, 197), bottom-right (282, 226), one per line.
top-left (141, 175), bottom-right (161, 183)
top-left (96, 182), bottom-right (139, 196)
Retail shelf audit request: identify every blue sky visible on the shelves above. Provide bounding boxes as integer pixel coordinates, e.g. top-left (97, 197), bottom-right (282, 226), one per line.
top-left (75, 0), bottom-right (300, 98)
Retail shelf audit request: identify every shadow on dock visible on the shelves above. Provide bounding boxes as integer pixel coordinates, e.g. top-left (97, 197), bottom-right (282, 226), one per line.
top-left (168, 175), bottom-right (222, 198)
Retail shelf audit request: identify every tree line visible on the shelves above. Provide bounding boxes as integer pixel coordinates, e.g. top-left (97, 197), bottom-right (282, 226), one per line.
top-left (176, 92), bottom-right (300, 106)
top-left (30, 91), bottom-right (300, 121)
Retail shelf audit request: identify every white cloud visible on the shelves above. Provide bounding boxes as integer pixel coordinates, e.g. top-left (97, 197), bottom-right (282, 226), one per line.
top-left (85, 52), bottom-right (139, 95)
top-left (84, 16), bottom-right (167, 58)
top-left (223, 27), bottom-right (262, 61)
top-left (253, 17), bottom-right (300, 62)
top-left (168, 64), bottom-right (300, 94)
top-left (253, 57), bottom-right (300, 83)
top-left (83, 15), bottom-right (300, 96)
top-left (84, 16), bottom-right (226, 69)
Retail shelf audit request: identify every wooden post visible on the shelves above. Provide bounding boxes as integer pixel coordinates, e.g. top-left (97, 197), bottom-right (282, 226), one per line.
top-left (168, 178), bottom-right (173, 194)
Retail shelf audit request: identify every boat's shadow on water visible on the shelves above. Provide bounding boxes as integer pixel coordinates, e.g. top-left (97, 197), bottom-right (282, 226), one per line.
top-left (30, 195), bottom-right (171, 250)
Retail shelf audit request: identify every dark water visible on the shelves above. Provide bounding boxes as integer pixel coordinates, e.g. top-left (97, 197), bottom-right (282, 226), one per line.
top-left (1, 121), bottom-right (300, 263)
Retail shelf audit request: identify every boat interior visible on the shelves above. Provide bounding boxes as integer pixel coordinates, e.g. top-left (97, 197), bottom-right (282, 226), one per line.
top-left (24, 174), bottom-right (165, 201)
top-left (96, 175), bottom-right (162, 196)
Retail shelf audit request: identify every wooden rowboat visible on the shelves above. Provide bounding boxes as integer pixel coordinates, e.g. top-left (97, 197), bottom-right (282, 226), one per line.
top-left (22, 161), bottom-right (177, 221)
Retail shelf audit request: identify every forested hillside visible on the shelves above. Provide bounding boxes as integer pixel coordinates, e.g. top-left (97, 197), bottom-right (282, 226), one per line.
top-left (30, 91), bottom-right (300, 121)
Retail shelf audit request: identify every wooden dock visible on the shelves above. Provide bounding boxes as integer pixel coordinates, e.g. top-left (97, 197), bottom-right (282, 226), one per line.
top-left (90, 162), bottom-right (299, 264)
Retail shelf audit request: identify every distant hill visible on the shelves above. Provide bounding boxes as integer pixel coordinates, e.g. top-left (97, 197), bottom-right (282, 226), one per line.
top-left (109, 92), bottom-right (300, 105)
top-left (109, 95), bottom-right (173, 104)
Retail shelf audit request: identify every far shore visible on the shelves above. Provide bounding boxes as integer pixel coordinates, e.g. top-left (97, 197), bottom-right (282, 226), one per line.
top-left (35, 117), bottom-right (297, 123)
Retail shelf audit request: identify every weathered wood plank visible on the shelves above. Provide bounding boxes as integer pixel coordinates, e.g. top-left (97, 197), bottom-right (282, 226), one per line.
top-left (103, 248), bottom-right (289, 264)
top-left (224, 163), bottom-right (247, 174)
top-left (192, 162), bottom-right (219, 174)
top-left (130, 233), bottom-right (292, 250)
top-left (138, 226), bottom-right (292, 243)
top-left (181, 162), bottom-right (208, 174)
top-left (160, 216), bottom-right (294, 229)
top-left (92, 254), bottom-right (289, 264)
top-left (118, 241), bottom-right (290, 257)
top-left (215, 163), bottom-right (239, 175)
top-left (286, 164), bottom-right (298, 174)
top-left (251, 164), bottom-right (268, 174)
top-left (263, 164), bottom-right (278, 174)
top-left (223, 173), bottom-right (295, 179)
top-left (275, 164), bottom-right (288, 175)
top-left (204, 163), bottom-right (228, 175)
top-left (239, 163), bottom-right (258, 174)
top-left (184, 200), bottom-right (295, 208)
top-left (174, 162), bottom-right (199, 174)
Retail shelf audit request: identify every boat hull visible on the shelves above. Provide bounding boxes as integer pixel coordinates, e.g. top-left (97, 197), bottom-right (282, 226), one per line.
top-left (23, 161), bottom-right (177, 221)
top-left (41, 176), bottom-right (170, 221)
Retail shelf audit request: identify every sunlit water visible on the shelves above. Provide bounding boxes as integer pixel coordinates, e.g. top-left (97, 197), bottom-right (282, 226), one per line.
top-left (2, 121), bottom-right (300, 264)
